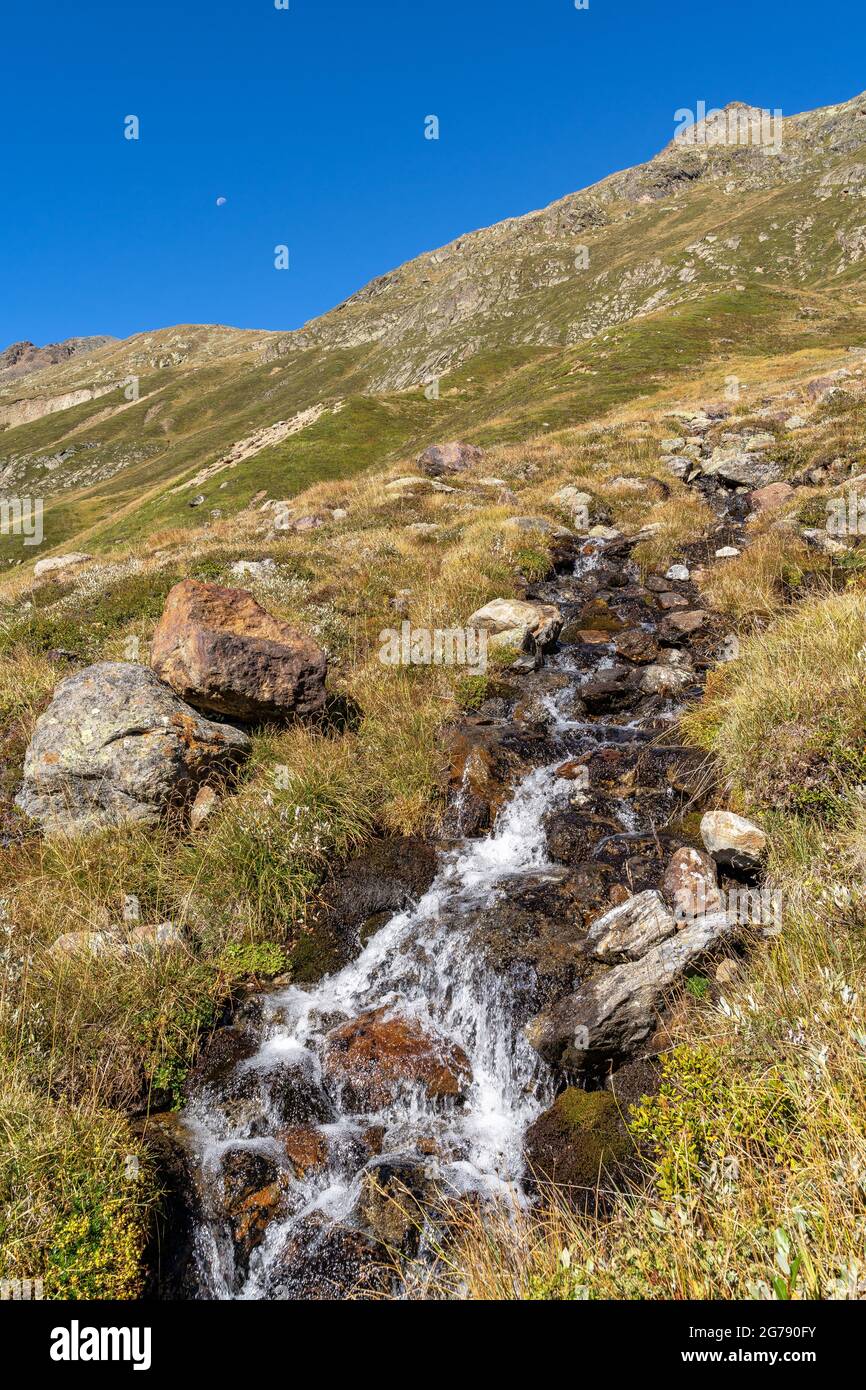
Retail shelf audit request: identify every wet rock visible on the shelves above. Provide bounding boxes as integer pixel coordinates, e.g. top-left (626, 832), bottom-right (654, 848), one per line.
top-left (638, 663), bottom-right (693, 697)
top-left (663, 846), bottom-right (722, 920)
top-left (135, 1111), bottom-right (203, 1299)
top-left (524, 1088), bottom-right (631, 1197)
top-left (580, 667), bottom-right (639, 714)
top-left (150, 579), bottom-right (327, 721)
top-left (466, 598), bottom-right (562, 649)
top-left (584, 890), bottom-right (676, 963)
top-left (417, 441), bottom-right (483, 477)
top-left (613, 628), bottom-right (658, 664)
top-left (211, 1053), bottom-right (333, 1135)
top-left (278, 1125), bottom-right (330, 1178)
top-left (187, 1025), bottom-right (259, 1093)
top-left (266, 1211), bottom-right (392, 1300)
top-left (16, 662), bottom-right (250, 837)
top-left (309, 836), bottom-right (437, 975)
top-left (355, 1153), bottom-right (437, 1252)
top-left (525, 908), bottom-right (732, 1072)
top-left (700, 810), bottom-right (766, 870)
top-left (321, 1008), bottom-right (471, 1112)
top-left (465, 871), bottom-right (601, 1021)
top-left (442, 718), bottom-right (551, 836)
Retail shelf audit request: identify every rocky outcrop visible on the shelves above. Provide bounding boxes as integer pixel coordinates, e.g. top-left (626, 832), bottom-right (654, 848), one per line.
top-left (584, 890), bottom-right (676, 963)
top-left (150, 579), bottom-right (327, 721)
top-left (15, 662), bottom-right (250, 836)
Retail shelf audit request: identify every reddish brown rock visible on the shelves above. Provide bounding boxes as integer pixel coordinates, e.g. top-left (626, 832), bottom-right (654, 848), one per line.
top-left (417, 441), bottom-right (484, 477)
top-left (150, 579), bottom-right (327, 720)
top-left (748, 481), bottom-right (795, 512)
top-left (278, 1125), bottom-right (330, 1178)
top-left (613, 628), bottom-right (659, 664)
top-left (663, 845), bottom-right (722, 922)
top-left (322, 1007), bottom-right (471, 1111)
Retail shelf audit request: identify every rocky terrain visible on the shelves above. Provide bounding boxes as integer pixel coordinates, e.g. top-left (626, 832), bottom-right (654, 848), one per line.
top-left (2, 89), bottom-right (866, 1302)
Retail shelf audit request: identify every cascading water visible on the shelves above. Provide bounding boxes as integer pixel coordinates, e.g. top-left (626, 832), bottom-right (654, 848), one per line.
top-left (180, 544), bottom-right (667, 1299)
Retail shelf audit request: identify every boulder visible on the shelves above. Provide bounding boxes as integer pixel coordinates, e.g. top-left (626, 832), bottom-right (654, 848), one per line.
top-left (266, 1211), bottom-right (391, 1300)
top-left (613, 628), bottom-right (658, 664)
top-left (663, 846), bottom-right (722, 921)
top-left (524, 1088), bottom-right (631, 1193)
top-left (700, 810), bottom-right (766, 870)
top-left (417, 442), bottom-right (483, 477)
top-left (748, 481), bottom-right (795, 513)
top-left (150, 579), bottom-right (327, 721)
top-left (321, 1007), bottom-right (471, 1112)
top-left (703, 448), bottom-right (781, 488)
top-left (662, 609), bottom-right (707, 635)
top-left (584, 890), bottom-right (676, 963)
top-left (638, 663), bottom-right (693, 697)
top-left (355, 1154), bottom-right (436, 1252)
top-left (32, 552), bottom-right (92, 580)
top-left (466, 598), bottom-right (562, 650)
top-left (16, 662), bottom-right (250, 837)
top-left (525, 908), bottom-right (732, 1071)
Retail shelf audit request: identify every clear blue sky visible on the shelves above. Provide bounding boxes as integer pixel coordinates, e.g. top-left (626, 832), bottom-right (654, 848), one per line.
top-left (1, 0), bottom-right (863, 347)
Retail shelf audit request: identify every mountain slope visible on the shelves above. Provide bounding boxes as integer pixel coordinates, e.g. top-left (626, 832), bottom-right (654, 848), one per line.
top-left (3, 90), bottom-right (866, 567)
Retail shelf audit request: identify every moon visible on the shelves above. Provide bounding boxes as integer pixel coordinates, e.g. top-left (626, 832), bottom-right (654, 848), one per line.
top-left (216, 197), bottom-right (227, 207)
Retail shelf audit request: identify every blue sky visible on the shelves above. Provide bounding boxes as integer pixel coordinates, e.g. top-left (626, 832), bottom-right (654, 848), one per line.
top-left (1, 0), bottom-right (864, 347)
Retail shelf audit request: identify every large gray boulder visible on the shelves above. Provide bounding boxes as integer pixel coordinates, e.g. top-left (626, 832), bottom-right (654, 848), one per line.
top-left (16, 662), bottom-right (250, 836)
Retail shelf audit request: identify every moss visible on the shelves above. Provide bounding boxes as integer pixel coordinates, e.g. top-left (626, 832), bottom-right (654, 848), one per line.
top-left (526, 1087), bottom-right (631, 1189)
top-left (453, 674), bottom-right (492, 710)
top-left (218, 941), bottom-right (289, 980)
top-left (514, 545), bottom-right (553, 582)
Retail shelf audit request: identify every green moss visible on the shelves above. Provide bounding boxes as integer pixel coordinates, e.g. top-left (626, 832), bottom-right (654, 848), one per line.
top-left (528, 1087), bottom-right (631, 1189)
top-left (218, 940), bottom-right (289, 979)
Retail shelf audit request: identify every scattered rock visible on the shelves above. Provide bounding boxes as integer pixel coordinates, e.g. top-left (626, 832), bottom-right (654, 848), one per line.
top-left (150, 579), bottom-right (327, 721)
top-left (663, 846), bottom-right (722, 921)
top-left (638, 663), bottom-right (693, 697)
top-left (525, 908), bottom-right (732, 1071)
top-left (16, 662), bottom-right (250, 836)
top-left (715, 546), bottom-right (741, 558)
top-left (665, 564), bottom-right (690, 581)
top-left (613, 628), bottom-right (658, 664)
top-left (748, 482), bottom-right (794, 513)
top-left (189, 785), bottom-right (219, 830)
top-left (466, 598), bottom-right (562, 649)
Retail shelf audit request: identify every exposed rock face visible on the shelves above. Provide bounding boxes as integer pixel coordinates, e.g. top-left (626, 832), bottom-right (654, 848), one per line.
top-left (321, 1007), bottom-right (471, 1111)
top-left (15, 662), bottom-right (250, 836)
top-left (416, 441), bottom-right (483, 476)
top-left (700, 810), bottom-right (766, 870)
top-left (32, 552), bottom-right (92, 579)
top-left (150, 579), bottom-right (327, 720)
top-left (584, 890), bottom-right (676, 963)
top-left (465, 597), bottom-right (562, 650)
top-left (525, 908), bottom-right (732, 1071)
top-left (702, 447), bottom-right (782, 488)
